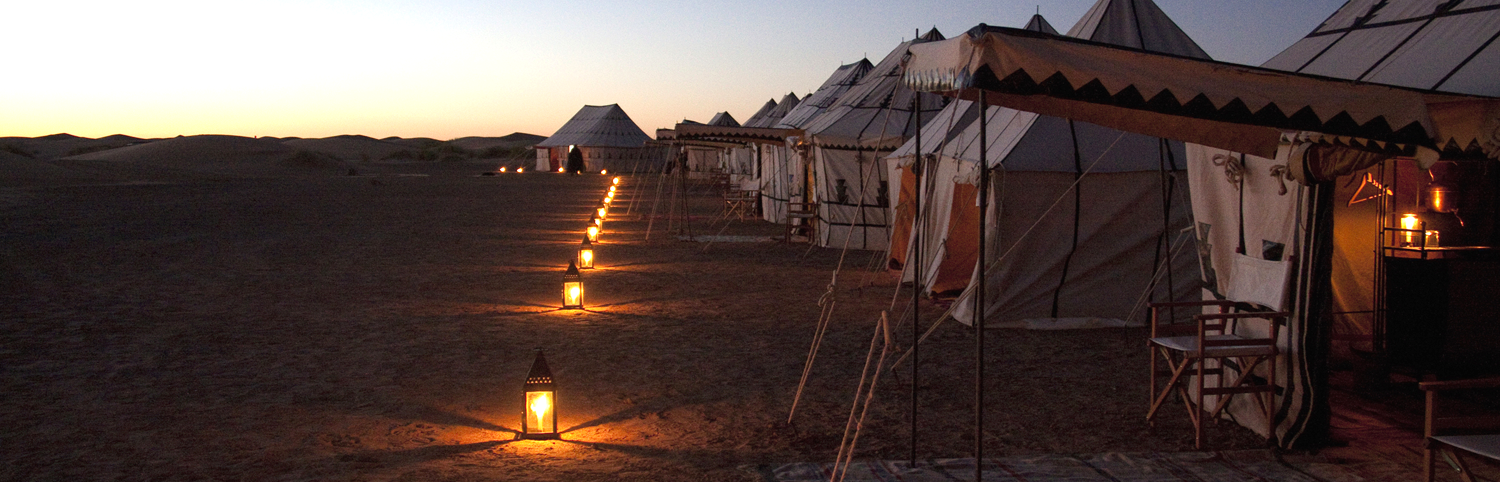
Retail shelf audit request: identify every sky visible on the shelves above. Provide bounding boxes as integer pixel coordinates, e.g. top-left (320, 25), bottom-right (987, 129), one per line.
top-left (1, 0), bottom-right (1349, 140)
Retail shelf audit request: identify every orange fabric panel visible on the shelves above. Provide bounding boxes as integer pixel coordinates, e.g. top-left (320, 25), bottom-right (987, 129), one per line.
top-left (931, 183), bottom-right (979, 296)
top-left (887, 166), bottom-right (918, 271)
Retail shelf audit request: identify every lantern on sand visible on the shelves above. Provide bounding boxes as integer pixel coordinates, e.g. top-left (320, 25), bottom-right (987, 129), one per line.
top-left (587, 224), bottom-right (600, 243)
top-left (498, 167), bottom-right (507, 173)
top-left (578, 236), bottom-right (595, 269)
top-left (612, 177), bottom-right (620, 186)
top-left (596, 204), bottom-right (608, 220)
top-left (562, 261), bottom-right (583, 309)
top-left (522, 349), bottom-right (558, 439)
top-left (558, 167), bottom-right (566, 173)
top-left (601, 169), bottom-right (608, 175)
top-left (517, 167), bottom-right (525, 173)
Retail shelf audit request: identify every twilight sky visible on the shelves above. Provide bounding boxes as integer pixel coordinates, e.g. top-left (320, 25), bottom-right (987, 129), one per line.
top-left (2, 0), bottom-right (1348, 140)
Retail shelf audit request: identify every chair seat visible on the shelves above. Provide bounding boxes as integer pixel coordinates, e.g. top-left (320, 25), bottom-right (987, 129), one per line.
top-left (1432, 434), bottom-right (1500, 462)
top-left (1150, 335), bottom-right (1277, 358)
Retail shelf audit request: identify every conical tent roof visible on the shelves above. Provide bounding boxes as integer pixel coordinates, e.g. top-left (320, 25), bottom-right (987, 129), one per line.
top-left (1068, 0), bottom-right (1207, 57)
top-left (537, 104), bottom-right (653, 148)
top-left (746, 93), bottom-right (801, 128)
top-left (803, 28), bottom-right (950, 149)
top-left (893, 0), bottom-right (1210, 172)
top-left (1261, 0), bottom-right (1500, 96)
top-left (741, 99), bottom-right (779, 128)
top-left (776, 60), bottom-right (874, 129)
top-left (1023, 13), bottom-right (1059, 35)
top-left (708, 111), bottom-right (740, 127)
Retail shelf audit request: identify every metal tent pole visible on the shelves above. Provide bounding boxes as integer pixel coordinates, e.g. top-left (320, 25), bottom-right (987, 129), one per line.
top-left (910, 92), bottom-right (922, 466)
top-left (974, 93), bottom-right (989, 482)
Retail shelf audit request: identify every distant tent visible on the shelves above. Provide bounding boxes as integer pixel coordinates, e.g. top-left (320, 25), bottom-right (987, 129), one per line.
top-left (708, 112), bottom-right (740, 127)
top-left (747, 93), bottom-right (801, 128)
top-left (741, 99), bottom-right (779, 128)
top-left (535, 104), bottom-right (660, 173)
top-left (760, 61), bottom-right (873, 225)
top-left (888, 1), bottom-right (1206, 331)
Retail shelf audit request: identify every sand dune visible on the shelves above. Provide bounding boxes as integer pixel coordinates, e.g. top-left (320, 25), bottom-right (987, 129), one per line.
top-left (0, 133), bottom-right (145, 161)
top-left (447, 133), bottom-right (545, 151)
top-left (61, 134), bottom-right (346, 177)
top-left (281, 135), bottom-right (412, 161)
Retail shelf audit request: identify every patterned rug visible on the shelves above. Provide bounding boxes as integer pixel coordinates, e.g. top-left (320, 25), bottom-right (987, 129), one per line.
top-left (748, 450), bottom-right (1365, 482)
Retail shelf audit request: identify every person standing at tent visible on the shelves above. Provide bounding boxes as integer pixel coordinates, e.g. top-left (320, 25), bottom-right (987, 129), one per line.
top-left (566, 145), bottom-right (584, 174)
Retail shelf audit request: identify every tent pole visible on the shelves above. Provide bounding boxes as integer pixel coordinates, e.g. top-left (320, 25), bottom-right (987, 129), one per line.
top-left (910, 92), bottom-right (922, 466)
top-left (974, 92), bottom-right (989, 482)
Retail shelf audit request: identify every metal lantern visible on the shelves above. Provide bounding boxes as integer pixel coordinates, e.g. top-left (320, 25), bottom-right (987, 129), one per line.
top-left (1401, 213), bottom-right (1420, 246)
top-left (562, 261), bottom-right (583, 309)
top-left (557, 167), bottom-right (565, 173)
top-left (578, 236), bottom-right (595, 269)
top-left (591, 214), bottom-right (603, 229)
top-left (586, 224), bottom-right (600, 243)
top-left (601, 169), bottom-right (608, 175)
top-left (613, 177), bottom-right (620, 186)
top-left (517, 167), bottom-right (524, 173)
top-left (596, 204), bottom-right (608, 220)
top-left (498, 167), bottom-right (507, 173)
top-left (522, 349), bottom-right (558, 439)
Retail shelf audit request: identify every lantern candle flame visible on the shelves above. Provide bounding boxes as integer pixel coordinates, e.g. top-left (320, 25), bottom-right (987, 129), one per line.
top-left (1401, 214), bottom-right (1420, 246)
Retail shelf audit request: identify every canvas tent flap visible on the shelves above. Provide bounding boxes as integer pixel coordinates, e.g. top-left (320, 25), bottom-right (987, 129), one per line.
top-left (902, 26), bottom-right (1500, 161)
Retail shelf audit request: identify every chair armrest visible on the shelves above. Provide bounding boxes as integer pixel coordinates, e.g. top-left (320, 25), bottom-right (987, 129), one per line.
top-left (1149, 300), bottom-right (1235, 309)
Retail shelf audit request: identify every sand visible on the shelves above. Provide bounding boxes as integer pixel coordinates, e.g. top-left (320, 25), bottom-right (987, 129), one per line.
top-left (0, 148), bottom-right (1456, 481)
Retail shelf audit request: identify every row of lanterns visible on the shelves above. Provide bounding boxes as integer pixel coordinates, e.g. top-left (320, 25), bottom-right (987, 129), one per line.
top-left (495, 166), bottom-right (614, 175)
top-left (525, 176), bottom-right (621, 439)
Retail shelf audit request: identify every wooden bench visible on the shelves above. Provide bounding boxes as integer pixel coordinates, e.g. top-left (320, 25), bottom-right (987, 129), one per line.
top-left (785, 202), bottom-right (817, 244)
top-left (1422, 377), bottom-right (1500, 482)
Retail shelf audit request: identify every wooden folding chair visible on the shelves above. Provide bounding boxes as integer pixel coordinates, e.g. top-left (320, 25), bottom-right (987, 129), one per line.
top-left (1421, 377), bottom-right (1500, 482)
top-left (784, 202), bottom-right (817, 243)
top-left (723, 189), bottom-right (758, 220)
top-left (1147, 300), bottom-right (1287, 449)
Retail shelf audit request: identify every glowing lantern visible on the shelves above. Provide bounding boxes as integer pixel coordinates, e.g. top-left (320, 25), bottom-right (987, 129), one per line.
top-left (1401, 213), bottom-right (1420, 246)
top-left (591, 215), bottom-right (604, 231)
top-left (517, 167), bottom-right (525, 173)
top-left (596, 205), bottom-right (608, 220)
top-left (612, 177), bottom-right (620, 186)
top-left (562, 261), bottom-right (583, 309)
top-left (586, 224), bottom-right (599, 243)
top-left (601, 169), bottom-right (608, 175)
top-left (498, 167), bottom-right (507, 173)
top-left (578, 236), bottom-right (595, 269)
top-left (558, 167), bottom-right (565, 173)
top-left (522, 349), bottom-right (558, 439)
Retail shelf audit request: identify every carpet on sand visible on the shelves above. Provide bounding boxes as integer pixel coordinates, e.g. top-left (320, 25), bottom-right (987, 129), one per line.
top-left (749, 450), bottom-right (1364, 481)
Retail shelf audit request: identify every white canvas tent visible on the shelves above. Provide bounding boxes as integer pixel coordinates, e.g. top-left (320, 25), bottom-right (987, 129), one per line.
top-left (741, 100), bottom-right (779, 128)
top-left (748, 93), bottom-right (801, 128)
top-left (889, 2), bottom-right (1207, 328)
top-left (899, 0), bottom-right (1500, 449)
top-left (802, 29), bottom-right (951, 250)
top-left (536, 104), bottom-right (658, 173)
top-left (760, 61), bottom-right (872, 224)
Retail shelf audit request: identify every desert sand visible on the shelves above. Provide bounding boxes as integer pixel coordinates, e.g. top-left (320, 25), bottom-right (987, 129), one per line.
top-left (0, 134), bottom-right (1467, 481)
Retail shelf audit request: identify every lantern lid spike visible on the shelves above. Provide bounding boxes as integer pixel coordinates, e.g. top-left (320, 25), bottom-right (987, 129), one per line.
top-left (526, 349), bottom-right (554, 390)
top-left (580, 235), bottom-right (593, 248)
top-left (565, 260), bottom-right (581, 277)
